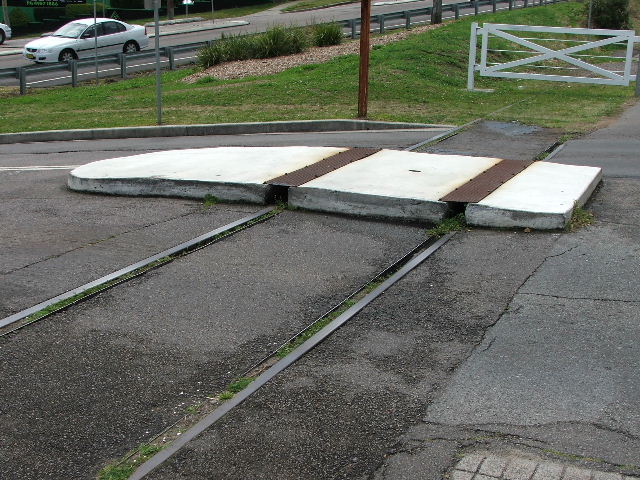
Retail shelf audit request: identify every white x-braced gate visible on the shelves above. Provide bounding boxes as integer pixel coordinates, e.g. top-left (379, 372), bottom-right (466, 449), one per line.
top-left (468, 23), bottom-right (639, 90)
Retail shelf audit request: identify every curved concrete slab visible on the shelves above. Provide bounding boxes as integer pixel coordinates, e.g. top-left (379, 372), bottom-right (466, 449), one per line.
top-left (68, 146), bottom-right (347, 204)
top-left (465, 162), bottom-right (602, 229)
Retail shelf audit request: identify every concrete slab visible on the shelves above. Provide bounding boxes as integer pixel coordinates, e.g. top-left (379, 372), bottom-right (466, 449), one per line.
top-left (68, 146), bottom-right (346, 203)
top-left (465, 161), bottom-right (602, 229)
top-left (289, 150), bottom-right (501, 223)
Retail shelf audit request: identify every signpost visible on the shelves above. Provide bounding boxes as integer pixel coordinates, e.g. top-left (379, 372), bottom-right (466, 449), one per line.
top-left (183, 0), bottom-right (193, 16)
top-left (144, 0), bottom-right (162, 125)
top-left (93, 0), bottom-right (98, 85)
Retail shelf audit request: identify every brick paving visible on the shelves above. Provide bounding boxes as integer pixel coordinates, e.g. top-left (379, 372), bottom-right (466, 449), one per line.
top-left (453, 453), bottom-right (638, 480)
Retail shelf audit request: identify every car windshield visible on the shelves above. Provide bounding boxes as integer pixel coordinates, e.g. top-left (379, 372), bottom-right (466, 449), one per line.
top-left (52, 23), bottom-right (87, 38)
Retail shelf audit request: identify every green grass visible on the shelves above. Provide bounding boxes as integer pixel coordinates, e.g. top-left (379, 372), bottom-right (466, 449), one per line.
top-left (202, 194), bottom-right (219, 207)
top-left (217, 377), bottom-right (256, 400)
top-left (567, 205), bottom-right (595, 231)
top-left (98, 444), bottom-right (163, 480)
top-left (282, 0), bottom-right (357, 12)
top-left (427, 213), bottom-right (467, 236)
top-left (1, 3), bottom-right (635, 134)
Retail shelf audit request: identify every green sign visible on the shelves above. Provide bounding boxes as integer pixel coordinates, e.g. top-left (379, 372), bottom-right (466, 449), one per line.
top-left (8, 0), bottom-right (86, 6)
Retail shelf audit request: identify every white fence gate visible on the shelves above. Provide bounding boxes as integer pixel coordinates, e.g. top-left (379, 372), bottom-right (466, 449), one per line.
top-left (467, 23), bottom-right (639, 90)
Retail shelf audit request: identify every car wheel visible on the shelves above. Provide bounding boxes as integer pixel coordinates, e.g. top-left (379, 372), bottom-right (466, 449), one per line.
top-left (123, 41), bottom-right (139, 54)
top-left (58, 49), bottom-right (77, 62)
top-left (0, 31), bottom-right (5, 46)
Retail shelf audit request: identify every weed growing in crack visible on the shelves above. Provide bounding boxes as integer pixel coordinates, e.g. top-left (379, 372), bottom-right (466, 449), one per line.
top-left (203, 194), bottom-right (220, 208)
top-left (567, 206), bottom-right (594, 231)
top-left (98, 444), bottom-right (163, 480)
top-left (217, 377), bottom-right (257, 401)
top-left (427, 213), bottom-right (467, 237)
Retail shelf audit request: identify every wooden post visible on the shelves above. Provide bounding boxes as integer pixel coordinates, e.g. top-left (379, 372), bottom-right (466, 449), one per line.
top-left (431, 0), bottom-right (442, 24)
top-left (358, 0), bottom-right (372, 118)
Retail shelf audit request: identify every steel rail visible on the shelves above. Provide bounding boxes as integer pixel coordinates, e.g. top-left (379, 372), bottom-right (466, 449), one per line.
top-left (129, 232), bottom-right (455, 480)
top-left (242, 231), bottom-right (441, 376)
top-left (0, 207), bottom-right (276, 333)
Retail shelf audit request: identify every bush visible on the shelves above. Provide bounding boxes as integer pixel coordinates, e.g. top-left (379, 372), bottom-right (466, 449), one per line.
top-left (65, 3), bottom-right (105, 18)
top-left (312, 23), bottom-right (343, 47)
top-left (9, 8), bottom-right (29, 29)
top-left (588, 0), bottom-right (631, 29)
top-left (255, 25), bottom-right (309, 58)
top-left (197, 26), bottom-right (310, 69)
top-left (33, 7), bottom-right (64, 22)
top-left (110, 0), bottom-right (146, 8)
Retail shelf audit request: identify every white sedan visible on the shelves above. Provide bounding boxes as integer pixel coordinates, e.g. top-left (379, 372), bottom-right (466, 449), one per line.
top-left (23, 18), bottom-right (149, 63)
top-left (0, 22), bottom-right (11, 45)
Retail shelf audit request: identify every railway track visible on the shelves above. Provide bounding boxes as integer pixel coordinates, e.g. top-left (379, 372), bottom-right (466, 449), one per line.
top-left (0, 205), bottom-right (450, 479)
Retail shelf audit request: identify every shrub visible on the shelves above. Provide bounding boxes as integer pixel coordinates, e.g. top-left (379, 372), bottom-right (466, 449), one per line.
top-left (65, 3), bottom-right (104, 18)
top-left (197, 26), bottom-right (310, 69)
top-left (312, 23), bottom-right (343, 47)
top-left (9, 8), bottom-right (29, 29)
top-left (255, 25), bottom-right (309, 58)
top-left (33, 7), bottom-right (64, 22)
top-left (588, 0), bottom-right (631, 29)
top-left (110, 0), bottom-right (146, 8)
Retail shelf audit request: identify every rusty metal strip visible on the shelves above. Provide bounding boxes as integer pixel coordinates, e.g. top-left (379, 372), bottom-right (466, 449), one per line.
top-left (440, 159), bottom-right (533, 203)
top-left (266, 148), bottom-right (381, 187)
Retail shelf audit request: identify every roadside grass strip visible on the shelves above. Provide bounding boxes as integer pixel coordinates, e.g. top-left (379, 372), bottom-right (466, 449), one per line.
top-left (114, 232), bottom-right (454, 479)
top-left (1, 3), bottom-right (635, 134)
top-left (0, 206), bottom-right (280, 335)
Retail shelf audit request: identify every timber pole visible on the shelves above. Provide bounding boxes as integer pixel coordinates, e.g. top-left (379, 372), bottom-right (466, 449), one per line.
top-left (357, 0), bottom-right (372, 118)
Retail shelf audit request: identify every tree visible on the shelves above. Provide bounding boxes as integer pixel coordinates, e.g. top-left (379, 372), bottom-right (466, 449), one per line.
top-left (2, 0), bottom-right (9, 27)
top-left (167, 0), bottom-right (174, 20)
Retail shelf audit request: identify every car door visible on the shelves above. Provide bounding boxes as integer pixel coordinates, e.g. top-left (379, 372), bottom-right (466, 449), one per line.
top-left (101, 21), bottom-right (127, 54)
top-left (77, 23), bottom-right (106, 59)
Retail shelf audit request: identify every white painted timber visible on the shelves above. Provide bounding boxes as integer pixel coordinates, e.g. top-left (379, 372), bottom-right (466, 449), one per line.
top-left (68, 146), bottom-right (347, 204)
top-left (289, 150), bottom-right (501, 223)
top-left (465, 161), bottom-right (602, 229)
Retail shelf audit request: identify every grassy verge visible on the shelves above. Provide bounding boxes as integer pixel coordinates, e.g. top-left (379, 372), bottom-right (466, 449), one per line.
top-left (282, 0), bottom-right (358, 12)
top-left (1, 2), bottom-right (635, 134)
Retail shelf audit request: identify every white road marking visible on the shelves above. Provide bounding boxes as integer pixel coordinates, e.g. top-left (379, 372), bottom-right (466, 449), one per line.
top-left (0, 165), bottom-right (81, 171)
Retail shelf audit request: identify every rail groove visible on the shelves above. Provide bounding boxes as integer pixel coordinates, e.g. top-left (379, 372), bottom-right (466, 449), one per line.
top-left (0, 207), bottom-right (277, 335)
top-left (128, 232), bottom-right (455, 479)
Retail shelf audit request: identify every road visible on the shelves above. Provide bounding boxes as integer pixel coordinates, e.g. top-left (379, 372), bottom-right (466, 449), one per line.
top-left (0, 0), bottom-right (437, 69)
top-left (1, 113), bottom-right (639, 479)
top-left (0, 0), bottom-right (520, 88)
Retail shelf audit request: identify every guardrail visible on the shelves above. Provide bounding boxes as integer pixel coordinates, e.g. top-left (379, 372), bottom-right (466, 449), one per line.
top-left (0, 0), bottom-right (567, 95)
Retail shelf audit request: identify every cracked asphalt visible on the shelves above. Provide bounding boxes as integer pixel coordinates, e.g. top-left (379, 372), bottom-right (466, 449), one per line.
top-left (148, 112), bottom-right (639, 479)
top-left (1, 110), bottom-right (639, 480)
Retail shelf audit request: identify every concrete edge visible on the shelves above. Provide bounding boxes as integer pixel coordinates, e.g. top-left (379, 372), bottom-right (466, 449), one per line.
top-left (464, 169), bottom-right (603, 230)
top-left (0, 120), bottom-right (453, 144)
top-left (288, 186), bottom-right (451, 224)
top-left (464, 203), bottom-right (571, 230)
top-left (67, 174), bottom-right (271, 204)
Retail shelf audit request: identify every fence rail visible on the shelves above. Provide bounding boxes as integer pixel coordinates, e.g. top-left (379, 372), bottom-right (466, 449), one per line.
top-left (467, 22), bottom-right (640, 92)
top-left (1, 0), bottom-right (568, 94)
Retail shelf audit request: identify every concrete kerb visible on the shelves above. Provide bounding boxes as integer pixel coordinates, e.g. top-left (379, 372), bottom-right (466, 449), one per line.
top-left (0, 120), bottom-right (452, 144)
